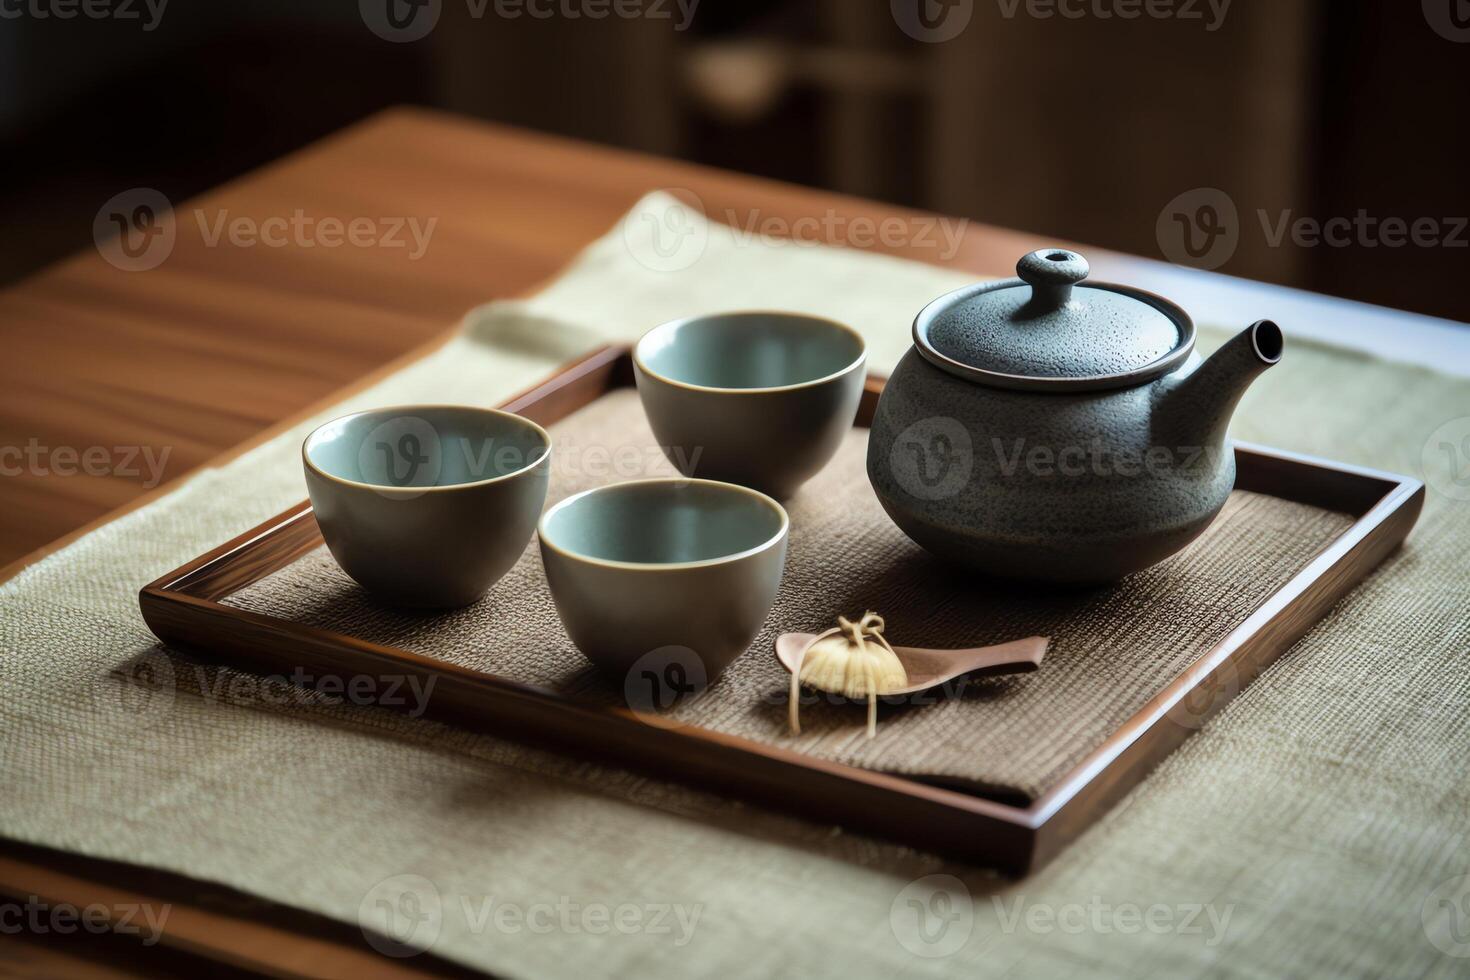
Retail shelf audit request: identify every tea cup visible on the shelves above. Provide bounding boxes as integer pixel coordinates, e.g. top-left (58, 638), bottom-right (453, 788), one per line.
top-left (303, 405), bottom-right (551, 608)
top-left (633, 312), bottom-right (867, 499)
top-left (538, 478), bottom-right (788, 680)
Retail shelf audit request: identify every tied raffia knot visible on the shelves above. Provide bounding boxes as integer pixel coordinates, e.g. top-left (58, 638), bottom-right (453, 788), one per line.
top-left (788, 610), bottom-right (908, 740)
top-left (837, 612), bottom-right (886, 646)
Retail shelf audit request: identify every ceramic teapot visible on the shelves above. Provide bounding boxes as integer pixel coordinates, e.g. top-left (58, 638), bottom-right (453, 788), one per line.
top-left (867, 248), bottom-right (1283, 583)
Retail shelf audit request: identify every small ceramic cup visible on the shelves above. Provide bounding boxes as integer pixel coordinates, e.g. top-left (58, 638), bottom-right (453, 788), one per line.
top-left (538, 478), bottom-right (789, 680)
top-left (303, 405), bottom-right (551, 608)
top-left (633, 312), bottom-right (867, 499)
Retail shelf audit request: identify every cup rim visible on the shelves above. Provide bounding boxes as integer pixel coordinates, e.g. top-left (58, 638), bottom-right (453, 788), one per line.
top-left (302, 404), bottom-right (552, 495)
top-left (538, 477), bottom-right (789, 572)
top-left (633, 311), bottom-right (868, 395)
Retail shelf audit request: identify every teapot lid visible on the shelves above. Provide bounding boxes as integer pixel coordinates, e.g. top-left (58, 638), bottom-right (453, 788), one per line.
top-left (913, 249), bottom-right (1196, 392)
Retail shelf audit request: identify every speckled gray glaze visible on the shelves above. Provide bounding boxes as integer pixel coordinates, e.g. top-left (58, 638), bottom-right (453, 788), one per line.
top-left (867, 249), bottom-right (1283, 583)
top-left (634, 312), bottom-right (867, 500)
top-left (926, 257), bottom-right (1180, 379)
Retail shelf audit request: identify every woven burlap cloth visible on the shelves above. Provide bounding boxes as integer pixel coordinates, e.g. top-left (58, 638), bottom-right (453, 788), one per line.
top-left (3, 194), bottom-right (1468, 977)
top-left (227, 388), bottom-right (1352, 803)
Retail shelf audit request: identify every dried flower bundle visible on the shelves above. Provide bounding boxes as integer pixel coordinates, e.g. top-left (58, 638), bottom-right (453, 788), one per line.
top-left (788, 611), bottom-right (908, 739)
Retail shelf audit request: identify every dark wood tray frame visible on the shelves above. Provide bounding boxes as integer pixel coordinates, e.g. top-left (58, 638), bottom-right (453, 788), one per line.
top-left (139, 345), bottom-right (1424, 875)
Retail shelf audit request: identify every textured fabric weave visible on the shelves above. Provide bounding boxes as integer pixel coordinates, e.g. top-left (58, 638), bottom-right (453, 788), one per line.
top-left (227, 388), bottom-right (1353, 801)
top-left (3, 194), bottom-right (1469, 979)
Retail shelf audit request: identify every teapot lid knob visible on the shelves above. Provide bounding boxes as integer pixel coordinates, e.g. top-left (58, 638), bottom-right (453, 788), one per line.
top-left (1017, 249), bottom-right (1089, 309)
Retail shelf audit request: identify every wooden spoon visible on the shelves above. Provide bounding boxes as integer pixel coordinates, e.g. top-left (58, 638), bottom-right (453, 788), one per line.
top-left (775, 633), bottom-right (1049, 697)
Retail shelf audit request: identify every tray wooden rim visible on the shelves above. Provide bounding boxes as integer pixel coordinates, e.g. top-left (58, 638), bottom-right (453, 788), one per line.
top-left (138, 345), bottom-right (1425, 874)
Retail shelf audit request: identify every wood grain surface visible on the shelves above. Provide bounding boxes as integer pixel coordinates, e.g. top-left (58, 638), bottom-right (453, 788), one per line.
top-left (4, 106), bottom-right (1454, 577)
top-left (139, 348), bottom-right (1423, 881)
top-left (0, 106), bottom-right (1044, 573)
top-left (0, 106), bottom-right (1445, 975)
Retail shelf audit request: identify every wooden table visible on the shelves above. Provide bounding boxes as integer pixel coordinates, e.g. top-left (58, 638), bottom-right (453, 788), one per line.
top-left (8, 106), bottom-right (1467, 580)
top-left (2, 107), bottom-right (1464, 975)
top-left (0, 106), bottom-right (1037, 576)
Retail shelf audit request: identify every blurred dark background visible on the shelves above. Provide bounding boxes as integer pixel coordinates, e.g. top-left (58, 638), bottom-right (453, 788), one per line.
top-left (2, 0), bottom-right (1467, 322)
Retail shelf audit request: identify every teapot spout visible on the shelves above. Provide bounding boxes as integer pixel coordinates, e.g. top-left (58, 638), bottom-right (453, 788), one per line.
top-left (1156, 319), bottom-right (1283, 451)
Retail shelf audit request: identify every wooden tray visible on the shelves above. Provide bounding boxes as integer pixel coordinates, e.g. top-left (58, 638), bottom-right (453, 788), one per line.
top-left (139, 346), bottom-right (1424, 875)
